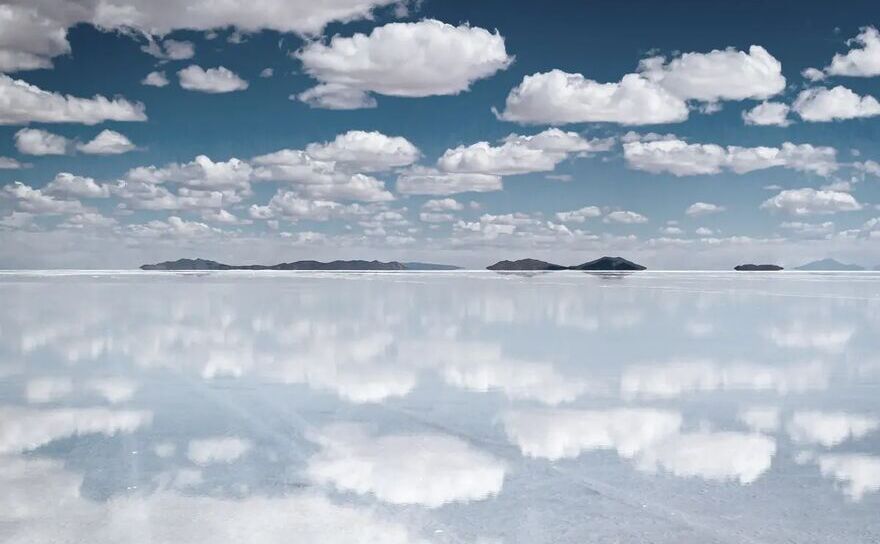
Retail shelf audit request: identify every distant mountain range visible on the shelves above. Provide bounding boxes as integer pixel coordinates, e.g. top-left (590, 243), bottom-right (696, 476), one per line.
top-left (487, 256), bottom-right (646, 271)
top-left (795, 258), bottom-right (865, 271)
top-left (142, 258), bottom-right (420, 271)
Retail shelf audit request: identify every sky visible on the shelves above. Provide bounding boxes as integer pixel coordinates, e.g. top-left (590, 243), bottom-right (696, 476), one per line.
top-left (1, 0), bottom-right (879, 269)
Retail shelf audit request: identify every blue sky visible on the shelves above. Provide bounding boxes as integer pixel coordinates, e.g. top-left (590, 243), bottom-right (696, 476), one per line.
top-left (1, 0), bottom-right (879, 268)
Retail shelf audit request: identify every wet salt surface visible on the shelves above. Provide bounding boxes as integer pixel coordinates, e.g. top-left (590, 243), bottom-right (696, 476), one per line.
top-left (1, 271), bottom-right (878, 543)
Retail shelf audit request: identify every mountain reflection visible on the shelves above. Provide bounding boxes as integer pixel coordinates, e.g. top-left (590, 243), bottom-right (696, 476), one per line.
top-left (0, 271), bottom-right (878, 543)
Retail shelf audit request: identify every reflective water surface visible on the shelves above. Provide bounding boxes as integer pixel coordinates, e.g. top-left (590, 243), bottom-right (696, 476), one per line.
top-left (1, 271), bottom-right (879, 543)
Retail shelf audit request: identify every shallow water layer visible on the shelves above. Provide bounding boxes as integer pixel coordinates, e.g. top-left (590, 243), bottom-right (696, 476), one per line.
top-left (1, 271), bottom-right (879, 543)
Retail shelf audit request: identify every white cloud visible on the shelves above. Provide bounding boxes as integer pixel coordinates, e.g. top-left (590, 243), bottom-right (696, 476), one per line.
top-left (793, 86), bottom-right (880, 121)
top-left (503, 408), bottom-right (775, 485)
top-left (306, 423), bottom-right (506, 508)
top-left (296, 83), bottom-right (377, 110)
top-left (813, 454), bottom-right (880, 501)
top-left (143, 38), bottom-right (195, 60)
top-left (3, 182), bottom-right (86, 214)
top-left (605, 210), bottom-right (648, 224)
top-left (422, 198), bottom-right (463, 212)
top-left (127, 155), bottom-right (253, 191)
top-left (638, 45), bottom-right (785, 103)
top-left (250, 190), bottom-right (363, 222)
top-left (497, 69), bottom-right (688, 125)
top-left (60, 212), bottom-right (117, 229)
top-left (624, 139), bottom-right (838, 177)
top-left (86, 378), bottom-right (137, 404)
top-left (742, 101), bottom-right (791, 126)
top-left (0, 4), bottom-right (71, 72)
top-left (14, 128), bottom-right (68, 155)
top-left (178, 65), bottom-right (249, 93)
top-left (825, 26), bottom-right (880, 77)
top-left (555, 206), bottom-right (602, 223)
top-left (802, 67), bottom-right (826, 82)
top-left (685, 202), bottom-right (725, 216)
top-left (0, 156), bottom-right (28, 169)
top-left (761, 188), bottom-right (862, 215)
top-left (739, 407), bottom-right (781, 433)
top-left (766, 321), bottom-right (854, 351)
top-left (201, 209), bottom-right (250, 225)
top-left (296, 19), bottom-right (512, 108)
top-left (126, 216), bottom-right (221, 238)
top-left (259, 67), bottom-right (273, 78)
top-left (0, 406), bottom-right (152, 454)
top-left (187, 436), bottom-right (252, 465)
top-left (396, 166), bottom-right (502, 195)
top-left (304, 130), bottom-right (420, 172)
top-left (45, 173), bottom-right (110, 198)
top-left (787, 411), bottom-right (879, 447)
top-left (437, 129), bottom-right (612, 175)
top-left (76, 130), bottom-right (136, 155)
top-left (142, 70), bottom-right (170, 87)
top-left (0, 74), bottom-right (146, 125)
top-left (24, 377), bottom-right (73, 403)
top-left (620, 360), bottom-right (829, 398)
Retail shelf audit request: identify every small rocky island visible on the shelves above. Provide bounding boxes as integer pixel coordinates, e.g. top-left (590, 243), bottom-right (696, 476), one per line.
top-left (734, 264), bottom-right (784, 271)
top-left (487, 256), bottom-right (646, 271)
top-left (142, 258), bottom-right (411, 271)
top-left (486, 259), bottom-right (567, 271)
top-left (571, 256), bottom-right (646, 271)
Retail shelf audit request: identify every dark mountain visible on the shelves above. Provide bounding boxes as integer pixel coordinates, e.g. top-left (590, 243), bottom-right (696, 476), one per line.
top-left (141, 258), bottom-right (407, 271)
top-left (487, 259), bottom-right (566, 271)
top-left (403, 262), bottom-right (462, 270)
top-left (795, 258), bottom-right (864, 271)
top-left (570, 256), bottom-right (646, 271)
top-left (734, 264), bottom-right (784, 271)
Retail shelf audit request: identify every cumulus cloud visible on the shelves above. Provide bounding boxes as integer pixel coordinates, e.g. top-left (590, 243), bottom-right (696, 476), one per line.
top-left (142, 70), bottom-right (170, 87)
top-left (0, 4), bottom-right (71, 72)
top-left (125, 215), bottom-right (220, 238)
top-left (502, 407), bottom-right (775, 484)
top-left (306, 423), bottom-right (506, 507)
top-left (178, 66), bottom-right (249, 93)
top-left (685, 202), bottom-right (725, 216)
top-left (187, 436), bottom-right (252, 465)
top-left (396, 166), bottom-right (502, 195)
top-left (304, 130), bottom-right (420, 172)
top-left (76, 129), bottom-right (136, 155)
top-left (555, 206), bottom-right (602, 223)
top-left (0, 406), bottom-right (151, 454)
top-left (45, 173), bottom-right (110, 198)
top-left (296, 83), bottom-right (378, 110)
top-left (142, 38), bottom-right (195, 60)
top-left (0, 74), bottom-right (146, 125)
top-left (624, 139), bottom-right (838, 177)
top-left (604, 210), bottom-right (648, 224)
top-left (296, 19), bottom-right (512, 108)
top-left (3, 182), bottom-right (86, 214)
top-left (437, 129), bottom-right (613, 175)
top-left (498, 45), bottom-right (784, 125)
top-left (249, 190), bottom-right (365, 222)
top-left (127, 155), bottom-right (253, 191)
top-left (742, 101), bottom-right (791, 126)
top-left (786, 411), bottom-right (879, 447)
top-left (761, 188), bottom-right (862, 215)
top-left (14, 128), bottom-right (68, 155)
top-left (824, 26), bottom-right (880, 77)
top-left (496, 69), bottom-right (688, 125)
top-left (638, 45), bottom-right (785, 103)
top-left (0, 156), bottom-right (28, 169)
top-left (422, 198), bottom-right (463, 212)
top-left (24, 377), bottom-right (73, 403)
top-left (811, 454), bottom-right (880, 501)
top-left (739, 407), bottom-right (781, 433)
top-left (793, 86), bottom-right (880, 122)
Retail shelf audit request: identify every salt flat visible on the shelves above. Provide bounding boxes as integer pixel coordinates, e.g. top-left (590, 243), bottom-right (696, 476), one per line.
top-left (1, 271), bottom-right (878, 543)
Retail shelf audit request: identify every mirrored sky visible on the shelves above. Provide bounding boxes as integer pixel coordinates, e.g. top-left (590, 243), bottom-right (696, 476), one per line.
top-left (1, 271), bottom-right (879, 543)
